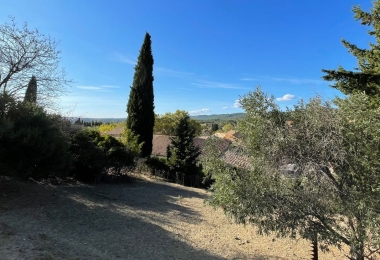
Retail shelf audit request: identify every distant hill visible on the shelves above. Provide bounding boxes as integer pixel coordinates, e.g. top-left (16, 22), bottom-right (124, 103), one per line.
top-left (191, 113), bottom-right (245, 121)
top-left (70, 113), bottom-right (245, 124)
top-left (69, 118), bottom-right (126, 124)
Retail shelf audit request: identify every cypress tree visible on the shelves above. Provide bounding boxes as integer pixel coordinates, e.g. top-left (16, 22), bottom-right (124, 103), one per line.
top-left (126, 33), bottom-right (155, 157)
top-left (24, 76), bottom-right (37, 103)
top-left (167, 115), bottom-right (201, 175)
top-left (322, 1), bottom-right (380, 105)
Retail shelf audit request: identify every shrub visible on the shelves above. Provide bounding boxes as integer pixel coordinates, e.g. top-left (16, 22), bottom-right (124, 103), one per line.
top-left (146, 156), bottom-right (169, 173)
top-left (69, 129), bottom-right (106, 183)
top-left (98, 135), bottom-right (135, 175)
top-left (0, 95), bottom-right (72, 179)
top-left (69, 129), bottom-right (136, 183)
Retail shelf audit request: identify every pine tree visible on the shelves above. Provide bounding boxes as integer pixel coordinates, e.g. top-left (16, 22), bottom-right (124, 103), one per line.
top-left (322, 1), bottom-right (380, 104)
top-left (167, 115), bottom-right (201, 175)
top-left (24, 76), bottom-right (37, 103)
top-left (126, 32), bottom-right (155, 157)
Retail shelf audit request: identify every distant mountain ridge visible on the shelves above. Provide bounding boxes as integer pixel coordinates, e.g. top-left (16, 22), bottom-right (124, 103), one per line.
top-left (71, 113), bottom-right (245, 123)
top-left (69, 118), bottom-right (126, 123)
top-left (190, 113), bottom-right (245, 121)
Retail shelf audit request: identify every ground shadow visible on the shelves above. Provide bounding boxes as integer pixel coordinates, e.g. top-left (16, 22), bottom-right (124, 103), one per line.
top-left (0, 177), bottom-right (221, 259)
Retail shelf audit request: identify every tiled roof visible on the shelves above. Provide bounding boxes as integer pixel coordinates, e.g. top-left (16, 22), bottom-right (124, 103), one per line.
top-left (102, 130), bottom-right (250, 169)
top-left (152, 135), bottom-right (171, 157)
top-left (232, 131), bottom-right (244, 139)
top-left (214, 130), bottom-right (243, 142)
top-left (224, 130), bottom-right (236, 140)
top-left (221, 149), bottom-right (251, 169)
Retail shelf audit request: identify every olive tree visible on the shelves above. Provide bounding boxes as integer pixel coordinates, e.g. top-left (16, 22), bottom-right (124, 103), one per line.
top-left (203, 87), bottom-right (380, 260)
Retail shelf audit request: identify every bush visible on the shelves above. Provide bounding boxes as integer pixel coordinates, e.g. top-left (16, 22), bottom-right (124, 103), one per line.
top-left (0, 95), bottom-right (72, 179)
top-left (69, 129), bottom-right (136, 183)
top-left (98, 135), bottom-right (135, 175)
top-left (146, 156), bottom-right (169, 173)
top-left (69, 129), bottom-right (105, 183)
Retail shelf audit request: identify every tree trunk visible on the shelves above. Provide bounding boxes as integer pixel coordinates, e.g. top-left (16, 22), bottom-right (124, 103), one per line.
top-left (311, 235), bottom-right (318, 260)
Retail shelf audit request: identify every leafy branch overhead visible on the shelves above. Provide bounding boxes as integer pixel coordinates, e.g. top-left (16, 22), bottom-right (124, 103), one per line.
top-left (322, 1), bottom-right (380, 104)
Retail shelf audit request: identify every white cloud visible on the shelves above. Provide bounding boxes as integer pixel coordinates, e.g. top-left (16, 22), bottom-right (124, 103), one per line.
top-left (233, 99), bottom-right (241, 108)
top-left (240, 77), bottom-right (258, 81)
top-left (271, 77), bottom-right (323, 85)
top-left (77, 85), bottom-right (120, 92)
top-left (155, 67), bottom-right (193, 78)
top-left (77, 86), bottom-right (102, 90)
top-left (189, 108), bottom-right (210, 115)
top-left (102, 85), bottom-right (120, 89)
top-left (276, 94), bottom-right (295, 101)
top-left (240, 76), bottom-right (324, 85)
top-left (222, 106), bottom-right (229, 109)
top-left (111, 52), bottom-right (136, 65)
top-left (192, 81), bottom-right (248, 90)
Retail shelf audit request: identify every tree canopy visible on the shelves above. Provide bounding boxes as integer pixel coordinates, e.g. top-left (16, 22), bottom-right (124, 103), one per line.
top-left (154, 110), bottom-right (202, 136)
top-left (126, 32), bottom-right (155, 157)
top-left (203, 86), bottom-right (380, 260)
top-left (167, 114), bottom-right (201, 176)
top-left (322, 1), bottom-right (380, 104)
top-left (0, 18), bottom-right (70, 108)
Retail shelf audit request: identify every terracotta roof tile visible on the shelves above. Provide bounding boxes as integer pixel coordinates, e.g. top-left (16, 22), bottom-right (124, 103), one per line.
top-left (221, 149), bottom-right (251, 169)
top-left (152, 135), bottom-right (171, 157)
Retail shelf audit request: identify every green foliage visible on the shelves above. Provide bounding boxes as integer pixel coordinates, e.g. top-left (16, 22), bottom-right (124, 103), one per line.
top-left (146, 156), bottom-right (170, 174)
top-left (24, 76), bottom-right (37, 104)
top-left (0, 93), bottom-right (72, 179)
top-left (120, 126), bottom-right (142, 157)
top-left (204, 86), bottom-right (380, 260)
top-left (322, 0), bottom-right (380, 105)
top-left (74, 118), bottom-right (103, 127)
top-left (200, 137), bottom-right (227, 188)
top-left (69, 129), bottom-right (106, 183)
top-left (154, 110), bottom-right (202, 136)
top-left (69, 128), bottom-right (136, 183)
top-left (98, 121), bottom-right (124, 132)
top-left (221, 123), bottom-right (234, 132)
top-left (211, 123), bottom-right (219, 132)
top-left (167, 115), bottom-right (201, 179)
top-left (126, 32), bottom-right (155, 157)
top-left (97, 135), bottom-right (135, 175)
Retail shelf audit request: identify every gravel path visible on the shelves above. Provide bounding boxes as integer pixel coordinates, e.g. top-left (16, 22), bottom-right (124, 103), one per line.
top-left (0, 175), bottom-right (347, 260)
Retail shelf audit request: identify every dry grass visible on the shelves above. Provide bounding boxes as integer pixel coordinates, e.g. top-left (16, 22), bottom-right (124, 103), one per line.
top-left (0, 174), bottom-right (348, 260)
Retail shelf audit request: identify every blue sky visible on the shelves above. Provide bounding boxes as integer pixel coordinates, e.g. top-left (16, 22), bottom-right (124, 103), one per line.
top-left (1, 0), bottom-right (374, 117)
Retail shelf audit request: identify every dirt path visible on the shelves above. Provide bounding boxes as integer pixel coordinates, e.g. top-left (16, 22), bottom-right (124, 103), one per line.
top-left (0, 175), bottom-right (347, 260)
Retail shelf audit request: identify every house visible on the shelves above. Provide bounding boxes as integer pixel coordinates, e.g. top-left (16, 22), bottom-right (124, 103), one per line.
top-left (221, 149), bottom-right (251, 169)
top-left (152, 135), bottom-right (171, 157)
top-left (214, 130), bottom-right (244, 143)
top-left (103, 127), bottom-right (250, 169)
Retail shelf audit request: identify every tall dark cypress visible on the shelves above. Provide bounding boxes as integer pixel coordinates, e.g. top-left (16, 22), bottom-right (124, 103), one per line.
top-left (126, 33), bottom-right (155, 157)
top-left (24, 76), bottom-right (37, 103)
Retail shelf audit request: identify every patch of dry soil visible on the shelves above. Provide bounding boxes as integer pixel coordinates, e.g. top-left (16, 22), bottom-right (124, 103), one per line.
top-left (0, 175), bottom-right (348, 260)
